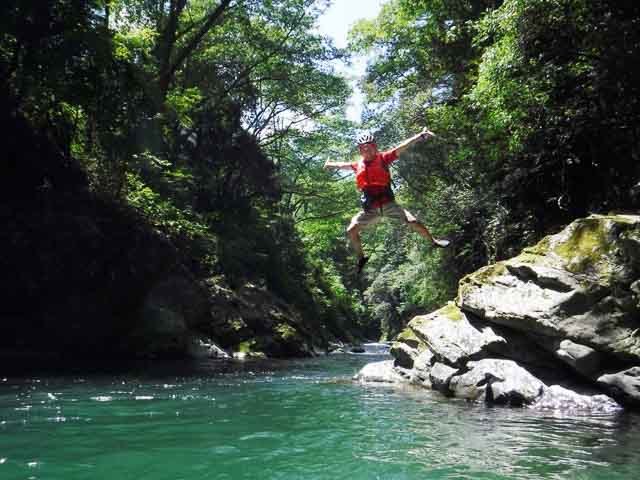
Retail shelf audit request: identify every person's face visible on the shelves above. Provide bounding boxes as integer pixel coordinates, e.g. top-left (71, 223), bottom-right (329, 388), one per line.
top-left (358, 142), bottom-right (378, 161)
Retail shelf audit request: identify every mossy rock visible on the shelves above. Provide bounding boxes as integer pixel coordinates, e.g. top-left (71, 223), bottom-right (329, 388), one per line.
top-left (439, 302), bottom-right (464, 321)
top-left (458, 263), bottom-right (508, 302)
top-left (457, 214), bottom-right (640, 362)
top-left (552, 217), bottom-right (612, 276)
top-left (546, 215), bottom-right (640, 283)
top-left (395, 328), bottom-right (424, 349)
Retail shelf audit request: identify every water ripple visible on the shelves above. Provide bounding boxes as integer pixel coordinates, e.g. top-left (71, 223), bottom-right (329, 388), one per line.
top-left (1, 356), bottom-right (639, 480)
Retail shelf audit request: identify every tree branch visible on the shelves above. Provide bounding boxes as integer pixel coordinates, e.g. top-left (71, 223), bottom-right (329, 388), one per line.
top-left (159, 0), bottom-right (234, 98)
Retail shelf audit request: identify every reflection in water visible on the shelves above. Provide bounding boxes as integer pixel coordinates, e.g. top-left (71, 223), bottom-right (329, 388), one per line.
top-left (0, 355), bottom-right (639, 480)
top-left (352, 378), bottom-right (640, 479)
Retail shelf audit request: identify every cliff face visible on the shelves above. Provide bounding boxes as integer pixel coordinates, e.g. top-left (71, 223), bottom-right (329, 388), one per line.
top-left (359, 215), bottom-right (640, 410)
top-left (0, 108), bottom-right (320, 364)
top-left (1, 108), bottom-right (205, 360)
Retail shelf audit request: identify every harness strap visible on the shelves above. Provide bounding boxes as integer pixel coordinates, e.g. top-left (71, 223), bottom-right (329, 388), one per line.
top-left (360, 185), bottom-right (394, 211)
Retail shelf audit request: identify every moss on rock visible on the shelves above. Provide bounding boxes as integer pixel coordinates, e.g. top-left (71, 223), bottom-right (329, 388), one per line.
top-left (237, 339), bottom-right (257, 353)
top-left (439, 302), bottom-right (464, 321)
top-left (275, 323), bottom-right (298, 341)
top-left (458, 263), bottom-right (507, 301)
top-left (396, 328), bottom-right (423, 349)
top-left (553, 217), bottom-right (611, 275)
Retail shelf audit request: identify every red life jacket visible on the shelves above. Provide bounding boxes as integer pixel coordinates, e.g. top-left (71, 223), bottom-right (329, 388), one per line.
top-left (354, 153), bottom-right (392, 190)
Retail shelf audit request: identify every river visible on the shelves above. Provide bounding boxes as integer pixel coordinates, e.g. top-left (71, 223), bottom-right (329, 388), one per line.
top-left (1, 350), bottom-right (639, 479)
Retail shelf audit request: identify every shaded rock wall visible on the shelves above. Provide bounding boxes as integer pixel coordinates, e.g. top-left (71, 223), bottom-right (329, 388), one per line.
top-left (1, 105), bottom-right (320, 363)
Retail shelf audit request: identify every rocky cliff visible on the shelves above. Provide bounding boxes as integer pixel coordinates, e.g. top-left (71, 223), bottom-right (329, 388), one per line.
top-left (357, 215), bottom-right (640, 410)
top-left (0, 106), bottom-right (324, 365)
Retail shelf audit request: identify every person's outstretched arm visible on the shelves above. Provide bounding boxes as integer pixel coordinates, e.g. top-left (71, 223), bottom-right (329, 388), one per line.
top-left (323, 160), bottom-right (354, 170)
top-left (391, 127), bottom-right (435, 157)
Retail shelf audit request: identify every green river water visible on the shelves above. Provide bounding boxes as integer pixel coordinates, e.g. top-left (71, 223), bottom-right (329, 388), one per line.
top-left (1, 353), bottom-right (639, 480)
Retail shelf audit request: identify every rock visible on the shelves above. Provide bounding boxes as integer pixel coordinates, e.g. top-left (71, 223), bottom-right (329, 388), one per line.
top-left (354, 360), bottom-right (406, 384)
top-left (133, 274), bottom-right (208, 355)
top-left (554, 339), bottom-right (603, 378)
top-left (429, 363), bottom-right (459, 394)
top-left (413, 350), bottom-right (435, 376)
top-left (233, 351), bottom-right (267, 360)
top-left (449, 359), bottom-right (545, 405)
top-left (631, 279), bottom-right (640, 309)
top-left (190, 338), bottom-right (231, 359)
top-left (390, 341), bottom-right (419, 369)
top-left (408, 302), bottom-right (506, 367)
top-left (207, 344), bottom-right (230, 358)
top-left (329, 348), bottom-right (346, 354)
top-left (362, 342), bottom-right (392, 355)
top-left (206, 281), bottom-right (315, 358)
top-left (395, 329), bottom-right (424, 349)
top-left (458, 215), bottom-right (640, 364)
top-left (361, 215), bottom-right (640, 410)
top-left (483, 327), bottom-right (569, 380)
top-left (597, 367), bottom-right (640, 407)
top-left (533, 385), bottom-right (620, 412)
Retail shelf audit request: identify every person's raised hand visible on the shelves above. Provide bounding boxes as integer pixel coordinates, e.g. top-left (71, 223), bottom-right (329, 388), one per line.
top-left (420, 127), bottom-right (436, 140)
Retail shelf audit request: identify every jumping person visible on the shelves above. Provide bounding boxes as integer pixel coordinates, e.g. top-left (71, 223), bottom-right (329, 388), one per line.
top-left (323, 128), bottom-right (450, 273)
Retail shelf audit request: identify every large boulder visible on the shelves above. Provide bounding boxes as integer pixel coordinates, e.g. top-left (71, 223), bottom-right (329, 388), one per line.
top-left (533, 385), bottom-right (620, 412)
top-left (597, 367), bottom-right (640, 408)
top-left (456, 215), bottom-right (640, 406)
top-left (429, 362), bottom-right (459, 394)
top-left (371, 215), bottom-right (640, 410)
top-left (554, 339), bottom-right (604, 378)
top-left (354, 360), bottom-right (407, 384)
top-left (449, 359), bottom-right (546, 406)
top-left (407, 303), bottom-right (506, 367)
top-left (458, 215), bottom-right (640, 363)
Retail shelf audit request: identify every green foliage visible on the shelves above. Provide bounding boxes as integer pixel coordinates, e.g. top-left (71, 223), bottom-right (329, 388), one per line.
top-left (125, 171), bottom-right (207, 239)
top-left (2, 0), bottom-right (364, 344)
top-left (345, 0), bottom-right (640, 338)
top-left (8, 0), bottom-right (637, 345)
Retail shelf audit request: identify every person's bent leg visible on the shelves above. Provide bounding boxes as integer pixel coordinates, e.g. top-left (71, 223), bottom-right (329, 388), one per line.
top-left (382, 202), bottom-right (449, 248)
top-left (407, 220), bottom-right (433, 241)
top-left (347, 222), bottom-right (365, 259)
top-left (408, 220), bottom-right (450, 247)
top-left (347, 210), bottom-right (380, 273)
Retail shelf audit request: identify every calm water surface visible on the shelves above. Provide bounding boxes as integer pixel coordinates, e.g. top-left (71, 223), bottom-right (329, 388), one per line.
top-left (1, 354), bottom-right (639, 480)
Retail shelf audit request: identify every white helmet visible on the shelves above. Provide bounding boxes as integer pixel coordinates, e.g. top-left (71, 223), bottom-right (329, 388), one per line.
top-left (356, 133), bottom-right (376, 145)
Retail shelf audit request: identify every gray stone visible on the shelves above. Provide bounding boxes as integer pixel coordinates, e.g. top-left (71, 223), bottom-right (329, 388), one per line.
top-left (409, 303), bottom-right (506, 367)
top-left (533, 385), bottom-right (620, 412)
top-left (597, 367), bottom-right (640, 407)
top-left (429, 363), bottom-right (459, 394)
top-left (449, 359), bottom-right (545, 405)
top-left (190, 338), bottom-right (230, 359)
top-left (233, 351), bottom-right (266, 360)
top-left (555, 339), bottom-right (603, 378)
top-left (390, 342), bottom-right (419, 369)
top-left (357, 215), bottom-right (640, 410)
top-left (354, 360), bottom-right (406, 384)
top-left (413, 349), bottom-right (435, 375)
top-left (458, 215), bottom-right (640, 363)
top-left (483, 324), bottom-right (567, 373)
